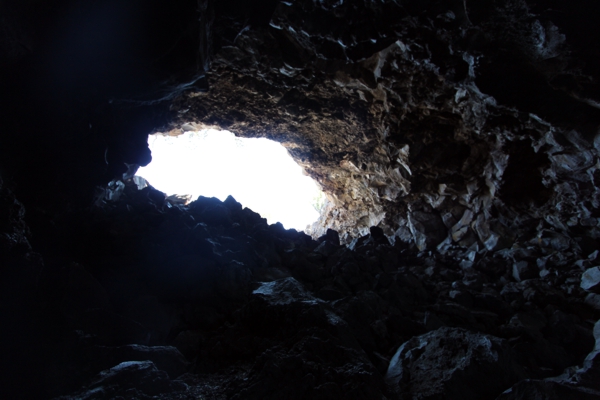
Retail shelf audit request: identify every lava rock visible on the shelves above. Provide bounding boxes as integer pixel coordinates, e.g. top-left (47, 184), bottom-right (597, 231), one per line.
top-left (123, 295), bottom-right (174, 344)
top-left (581, 267), bottom-right (600, 293)
top-left (586, 293), bottom-right (600, 310)
top-left (496, 379), bottom-right (600, 400)
top-left (173, 330), bottom-right (203, 360)
top-left (385, 327), bottom-right (527, 399)
top-left (513, 261), bottom-right (537, 282)
top-left (77, 309), bottom-right (150, 346)
top-left (61, 263), bottom-right (110, 320)
top-left (499, 320), bottom-right (600, 399)
top-left (317, 228), bottom-right (340, 246)
top-left (408, 211), bottom-right (447, 251)
top-left (251, 277), bottom-right (316, 307)
top-left (84, 345), bottom-right (189, 379)
top-left (449, 289), bottom-right (474, 308)
top-left (577, 319), bottom-right (600, 391)
top-left (54, 361), bottom-right (187, 399)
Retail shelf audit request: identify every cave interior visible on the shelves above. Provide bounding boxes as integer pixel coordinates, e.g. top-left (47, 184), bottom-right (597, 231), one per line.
top-left (1, 0), bottom-right (600, 399)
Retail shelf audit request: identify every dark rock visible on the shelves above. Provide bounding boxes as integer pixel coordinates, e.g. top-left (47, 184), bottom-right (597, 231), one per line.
top-left (317, 228), bottom-right (340, 246)
top-left (386, 327), bottom-right (527, 399)
top-left (497, 379), bottom-right (600, 400)
top-left (498, 320), bottom-right (600, 399)
top-left (61, 263), bottom-right (110, 320)
top-left (513, 261), bottom-right (537, 282)
top-left (55, 361), bottom-right (187, 399)
top-left (145, 186), bottom-right (167, 207)
top-left (449, 289), bottom-right (474, 308)
top-left (84, 345), bottom-right (189, 379)
top-left (252, 277), bottom-right (316, 307)
top-left (423, 311), bottom-right (445, 331)
top-left (586, 293), bottom-right (600, 310)
top-left (315, 287), bottom-right (345, 301)
top-left (313, 240), bottom-right (339, 257)
top-left (408, 211), bottom-right (448, 251)
top-left (223, 195), bottom-right (243, 212)
top-left (173, 330), bottom-right (203, 360)
top-left (216, 259), bottom-right (252, 299)
top-left (369, 226), bottom-right (385, 239)
top-left (474, 293), bottom-right (514, 318)
top-left (122, 295), bottom-right (174, 344)
top-left (581, 267), bottom-right (600, 293)
top-left (182, 304), bottom-right (224, 330)
top-left (509, 311), bottom-right (547, 339)
top-left (166, 193), bottom-right (192, 206)
top-left (3, 1), bottom-right (600, 398)
top-left (77, 309), bottom-right (151, 346)
top-left (544, 311), bottom-right (596, 365)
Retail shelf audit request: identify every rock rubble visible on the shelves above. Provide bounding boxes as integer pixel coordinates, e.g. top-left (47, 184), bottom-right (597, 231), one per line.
top-left (1, 0), bottom-right (600, 399)
top-left (1, 179), bottom-right (593, 399)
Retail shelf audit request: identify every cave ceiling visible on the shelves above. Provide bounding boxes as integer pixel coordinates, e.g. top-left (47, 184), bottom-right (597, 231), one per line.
top-left (2, 1), bottom-right (600, 399)
top-left (175, 0), bottom-right (600, 250)
top-left (0, 0), bottom-right (599, 252)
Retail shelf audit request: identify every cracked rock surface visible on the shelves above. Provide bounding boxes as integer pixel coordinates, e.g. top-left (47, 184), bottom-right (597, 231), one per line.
top-left (175, 0), bottom-right (600, 252)
top-left (1, 0), bottom-right (600, 399)
top-left (0, 183), bottom-right (593, 399)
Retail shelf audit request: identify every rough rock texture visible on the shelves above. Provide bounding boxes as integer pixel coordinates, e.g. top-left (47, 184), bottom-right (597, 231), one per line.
top-left (386, 327), bottom-right (527, 399)
top-left (172, 0), bottom-right (600, 250)
top-left (498, 319), bottom-right (600, 399)
top-left (1, 0), bottom-right (600, 399)
top-left (0, 184), bottom-right (592, 399)
top-left (0, 175), bottom-right (45, 394)
top-left (54, 361), bottom-right (188, 400)
top-left (582, 267), bottom-right (600, 294)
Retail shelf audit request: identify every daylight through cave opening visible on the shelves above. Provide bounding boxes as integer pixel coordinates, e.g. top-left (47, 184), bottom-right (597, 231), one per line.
top-left (136, 129), bottom-right (325, 231)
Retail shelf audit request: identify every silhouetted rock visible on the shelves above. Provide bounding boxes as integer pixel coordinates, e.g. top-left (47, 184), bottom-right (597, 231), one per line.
top-left (54, 361), bottom-right (187, 399)
top-left (2, 0), bottom-right (600, 398)
top-left (386, 327), bottom-right (528, 399)
top-left (582, 267), bottom-right (600, 293)
top-left (498, 319), bottom-right (600, 400)
top-left (84, 345), bottom-right (189, 379)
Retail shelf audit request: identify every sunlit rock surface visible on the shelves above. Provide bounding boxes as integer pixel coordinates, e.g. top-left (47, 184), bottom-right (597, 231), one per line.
top-left (175, 0), bottom-right (600, 250)
top-left (1, 0), bottom-right (600, 399)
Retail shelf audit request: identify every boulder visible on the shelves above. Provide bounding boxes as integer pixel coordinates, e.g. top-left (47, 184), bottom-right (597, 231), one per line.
top-left (123, 295), bottom-right (174, 344)
top-left (54, 361), bottom-right (187, 399)
top-left (84, 345), bottom-right (189, 379)
top-left (496, 379), bottom-right (600, 400)
top-left (512, 261), bottom-right (537, 282)
top-left (581, 267), bottom-right (600, 293)
top-left (407, 211), bottom-right (447, 251)
top-left (77, 309), bottom-right (150, 346)
top-left (61, 264), bottom-right (110, 320)
top-left (385, 327), bottom-right (527, 400)
top-left (498, 319), bottom-right (600, 399)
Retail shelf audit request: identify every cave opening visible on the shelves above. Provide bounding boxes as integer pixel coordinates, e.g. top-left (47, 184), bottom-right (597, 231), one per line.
top-left (136, 128), bottom-right (325, 231)
top-left (4, 1), bottom-right (600, 398)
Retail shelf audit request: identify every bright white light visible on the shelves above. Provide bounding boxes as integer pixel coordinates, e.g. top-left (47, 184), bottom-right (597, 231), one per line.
top-left (136, 129), bottom-right (323, 231)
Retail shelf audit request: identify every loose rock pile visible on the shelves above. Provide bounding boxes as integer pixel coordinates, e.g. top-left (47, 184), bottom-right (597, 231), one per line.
top-left (1, 2), bottom-right (600, 398)
top-left (4, 178), bottom-right (594, 399)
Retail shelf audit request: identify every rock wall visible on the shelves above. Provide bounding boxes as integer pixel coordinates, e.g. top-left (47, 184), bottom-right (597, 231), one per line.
top-left (1, 178), bottom-right (598, 399)
top-left (1, 0), bottom-right (600, 399)
top-left (171, 0), bottom-right (600, 253)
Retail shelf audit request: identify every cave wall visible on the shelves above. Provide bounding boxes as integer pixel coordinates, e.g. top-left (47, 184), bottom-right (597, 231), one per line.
top-left (0, 0), bottom-right (204, 211)
top-left (2, 1), bottom-right (600, 399)
top-left (170, 0), bottom-right (600, 253)
top-left (2, 0), bottom-right (600, 251)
